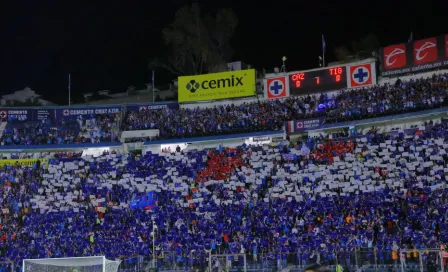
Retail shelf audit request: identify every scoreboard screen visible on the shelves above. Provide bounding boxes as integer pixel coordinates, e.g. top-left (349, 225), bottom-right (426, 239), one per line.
top-left (288, 67), bottom-right (348, 95)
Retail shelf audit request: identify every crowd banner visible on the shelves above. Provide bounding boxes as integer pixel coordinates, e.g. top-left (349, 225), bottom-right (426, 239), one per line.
top-left (286, 118), bottom-right (325, 133)
top-left (0, 159), bottom-right (49, 167)
top-left (380, 33), bottom-right (448, 77)
top-left (177, 69), bottom-right (256, 103)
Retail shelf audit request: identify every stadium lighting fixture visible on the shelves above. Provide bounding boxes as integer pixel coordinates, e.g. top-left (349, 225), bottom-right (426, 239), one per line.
top-left (281, 56), bottom-right (287, 73)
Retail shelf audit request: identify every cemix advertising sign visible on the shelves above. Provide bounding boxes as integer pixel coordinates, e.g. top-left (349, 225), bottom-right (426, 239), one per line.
top-left (177, 69), bottom-right (256, 103)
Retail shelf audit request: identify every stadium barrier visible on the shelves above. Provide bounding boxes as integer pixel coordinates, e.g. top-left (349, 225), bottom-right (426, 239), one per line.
top-left (143, 130), bottom-right (285, 155)
top-left (120, 129), bottom-right (159, 142)
top-left (120, 249), bottom-right (445, 272)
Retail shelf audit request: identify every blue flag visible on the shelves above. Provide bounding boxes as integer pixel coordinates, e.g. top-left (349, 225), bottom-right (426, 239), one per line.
top-left (322, 35), bottom-right (326, 53)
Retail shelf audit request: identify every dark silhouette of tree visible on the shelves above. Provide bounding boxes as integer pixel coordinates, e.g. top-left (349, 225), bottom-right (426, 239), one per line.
top-left (150, 4), bottom-right (238, 76)
top-left (334, 33), bottom-right (380, 62)
top-left (334, 46), bottom-right (352, 63)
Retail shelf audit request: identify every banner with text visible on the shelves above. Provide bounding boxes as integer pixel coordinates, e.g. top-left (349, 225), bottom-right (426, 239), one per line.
top-left (380, 34), bottom-right (448, 77)
top-left (0, 108), bottom-right (54, 122)
top-left (286, 118), bottom-right (325, 133)
top-left (177, 69), bottom-right (256, 103)
top-left (127, 102), bottom-right (179, 113)
top-left (56, 106), bottom-right (121, 121)
top-left (0, 106), bottom-right (121, 122)
top-left (0, 159), bottom-right (49, 167)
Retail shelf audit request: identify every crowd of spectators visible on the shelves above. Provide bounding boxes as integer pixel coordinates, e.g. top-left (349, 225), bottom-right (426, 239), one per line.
top-left (0, 120), bottom-right (80, 146)
top-left (0, 113), bottom-right (120, 146)
top-left (326, 75), bottom-right (448, 123)
top-left (0, 74), bottom-right (446, 146)
top-left (0, 119), bottom-right (447, 271)
top-left (77, 113), bottom-right (120, 143)
top-left (124, 73), bottom-right (448, 139)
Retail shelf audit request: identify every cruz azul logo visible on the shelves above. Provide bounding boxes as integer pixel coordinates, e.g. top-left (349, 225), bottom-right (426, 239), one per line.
top-left (413, 37), bottom-right (437, 65)
top-left (0, 111), bottom-right (7, 120)
top-left (383, 44), bottom-right (406, 69)
top-left (350, 64), bottom-right (372, 87)
top-left (185, 75), bottom-right (244, 93)
top-left (266, 77), bottom-right (287, 99)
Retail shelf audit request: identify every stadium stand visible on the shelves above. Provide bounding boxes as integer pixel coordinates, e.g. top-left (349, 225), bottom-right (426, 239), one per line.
top-left (76, 112), bottom-right (121, 143)
top-left (123, 73), bottom-right (448, 140)
top-left (0, 61), bottom-right (447, 272)
top-left (0, 119), bottom-right (81, 145)
top-left (0, 118), bottom-right (448, 271)
top-left (1, 112), bottom-right (120, 146)
top-left (0, 73), bottom-right (446, 146)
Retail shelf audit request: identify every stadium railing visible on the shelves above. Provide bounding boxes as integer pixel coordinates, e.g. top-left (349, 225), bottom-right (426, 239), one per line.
top-left (118, 248), bottom-right (447, 272)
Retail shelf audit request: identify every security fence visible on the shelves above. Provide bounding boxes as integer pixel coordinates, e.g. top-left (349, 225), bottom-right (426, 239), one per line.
top-left (118, 248), bottom-right (447, 272)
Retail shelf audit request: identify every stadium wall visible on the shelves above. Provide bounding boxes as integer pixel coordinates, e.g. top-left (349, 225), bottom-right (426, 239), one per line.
top-left (142, 130), bottom-right (285, 155)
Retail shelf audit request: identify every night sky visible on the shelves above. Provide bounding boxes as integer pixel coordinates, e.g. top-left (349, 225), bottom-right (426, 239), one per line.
top-left (0, 0), bottom-right (446, 105)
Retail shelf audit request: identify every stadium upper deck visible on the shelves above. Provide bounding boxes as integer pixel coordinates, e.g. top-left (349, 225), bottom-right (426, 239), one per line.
top-left (0, 71), bottom-right (446, 148)
top-left (0, 33), bottom-right (447, 149)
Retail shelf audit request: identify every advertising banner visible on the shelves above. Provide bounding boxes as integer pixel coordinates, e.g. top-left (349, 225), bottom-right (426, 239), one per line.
top-left (177, 69), bottom-right (256, 103)
top-left (56, 106), bottom-right (121, 120)
top-left (286, 118), bottom-right (325, 133)
top-left (127, 102), bottom-right (179, 113)
top-left (0, 106), bottom-right (122, 122)
top-left (0, 109), bottom-right (55, 122)
top-left (380, 34), bottom-right (448, 77)
top-left (0, 159), bottom-right (48, 167)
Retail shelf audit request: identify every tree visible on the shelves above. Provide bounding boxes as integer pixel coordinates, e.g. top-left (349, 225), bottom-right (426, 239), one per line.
top-left (334, 46), bottom-right (352, 63)
top-left (150, 4), bottom-right (238, 76)
top-left (355, 33), bottom-right (380, 58)
top-left (333, 33), bottom-right (380, 62)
